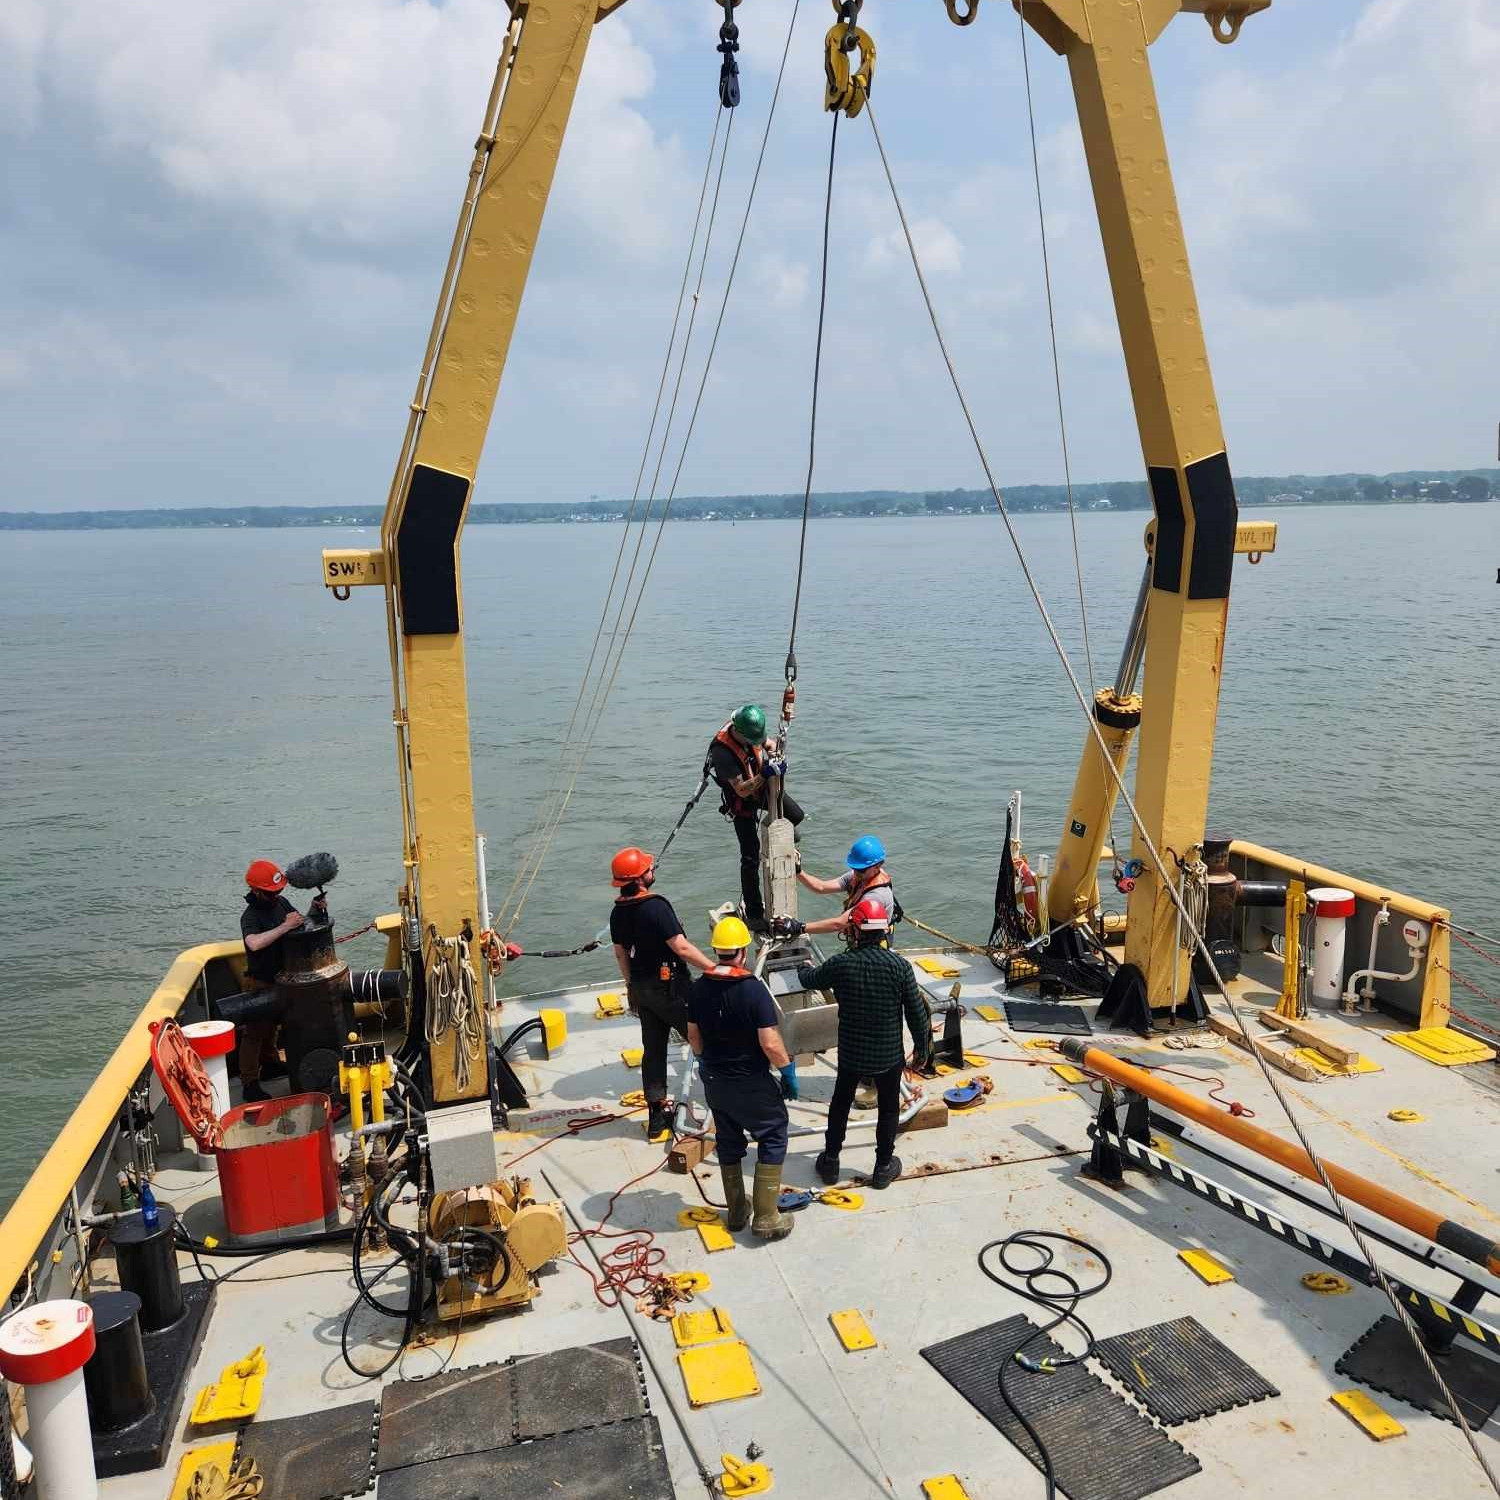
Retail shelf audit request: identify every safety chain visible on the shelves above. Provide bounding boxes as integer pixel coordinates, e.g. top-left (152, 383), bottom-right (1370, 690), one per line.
top-left (824, 0), bottom-right (875, 119)
top-left (717, 0), bottom-right (741, 108)
top-left (335, 921), bottom-right (379, 945)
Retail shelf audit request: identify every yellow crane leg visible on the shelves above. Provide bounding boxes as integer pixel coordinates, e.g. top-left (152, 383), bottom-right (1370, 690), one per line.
top-left (1027, 0), bottom-right (1244, 1014)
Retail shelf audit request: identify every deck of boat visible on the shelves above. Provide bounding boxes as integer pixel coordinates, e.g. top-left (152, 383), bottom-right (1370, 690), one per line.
top-left (95, 946), bottom-right (1500, 1498)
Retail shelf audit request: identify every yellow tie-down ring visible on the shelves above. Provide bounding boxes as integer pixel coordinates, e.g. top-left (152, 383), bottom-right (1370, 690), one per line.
top-left (825, 2), bottom-right (875, 119)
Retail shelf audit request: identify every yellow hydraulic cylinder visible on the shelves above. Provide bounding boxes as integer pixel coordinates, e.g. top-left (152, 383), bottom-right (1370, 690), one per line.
top-left (1049, 688), bottom-right (1141, 926)
top-left (1276, 880), bottom-right (1308, 1018)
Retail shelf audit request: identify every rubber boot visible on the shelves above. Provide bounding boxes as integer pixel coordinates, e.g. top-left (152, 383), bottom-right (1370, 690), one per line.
top-left (814, 1152), bottom-right (840, 1185)
top-left (721, 1164), bottom-right (750, 1232)
top-left (751, 1163), bottom-right (795, 1241)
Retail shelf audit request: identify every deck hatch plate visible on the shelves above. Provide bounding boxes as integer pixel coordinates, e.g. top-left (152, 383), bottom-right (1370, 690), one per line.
top-left (376, 1362), bottom-right (515, 1472)
top-left (1092, 1316), bottom-right (1278, 1424)
top-left (513, 1336), bottom-right (648, 1441)
top-left (921, 1314), bottom-right (1200, 1500)
top-left (678, 1339), bottom-right (761, 1407)
top-left (1337, 1316), bottom-right (1500, 1428)
top-left (374, 1415), bottom-right (674, 1500)
top-left (1004, 1001), bottom-right (1093, 1036)
top-left (236, 1398), bottom-right (376, 1500)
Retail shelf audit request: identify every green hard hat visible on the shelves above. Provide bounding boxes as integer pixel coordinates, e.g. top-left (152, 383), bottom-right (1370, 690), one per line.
top-left (731, 704), bottom-right (767, 745)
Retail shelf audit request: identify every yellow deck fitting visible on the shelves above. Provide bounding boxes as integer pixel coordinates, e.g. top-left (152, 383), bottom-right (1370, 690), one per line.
top-left (678, 1339), bottom-right (760, 1406)
top-left (595, 991), bottom-right (626, 1018)
top-left (540, 1008), bottom-right (567, 1055)
top-left (1331, 1389), bottom-right (1405, 1440)
top-left (1388, 1108), bottom-right (1424, 1123)
top-left (1022, 1038), bottom-right (1058, 1052)
top-left (622, 1090), bottom-right (647, 1108)
top-left (720, 1452), bottom-right (774, 1495)
top-left (973, 1004), bottom-right (1003, 1023)
top-left (677, 1206), bottom-right (720, 1227)
top-left (922, 1477), bottom-right (974, 1500)
top-left (621, 1046), bottom-right (644, 1068)
top-left (188, 1345), bottom-right (267, 1425)
top-left (961, 1052), bottom-right (988, 1068)
top-left (1293, 1047), bottom-right (1381, 1077)
top-left (817, 1189), bottom-right (863, 1211)
top-left (914, 957), bottom-right (962, 978)
top-left (168, 1441), bottom-right (239, 1499)
top-left (1051, 1063), bottom-right (1089, 1084)
top-left (1301, 1272), bottom-right (1351, 1295)
top-left (670, 1270), bottom-right (711, 1294)
top-left (1384, 1026), bottom-right (1495, 1067)
top-left (697, 1221), bottom-right (736, 1253)
top-left (829, 1308), bottom-right (877, 1351)
top-left (1177, 1248), bottom-right (1234, 1286)
top-left (672, 1306), bottom-right (736, 1348)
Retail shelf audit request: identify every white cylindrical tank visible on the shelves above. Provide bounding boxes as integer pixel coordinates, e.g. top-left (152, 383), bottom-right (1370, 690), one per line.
top-left (1308, 887), bottom-right (1355, 1008)
top-left (182, 1020), bottom-right (237, 1121)
top-left (0, 1299), bottom-right (98, 1500)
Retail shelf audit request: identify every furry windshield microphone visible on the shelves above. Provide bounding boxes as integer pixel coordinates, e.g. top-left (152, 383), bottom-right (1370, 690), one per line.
top-left (284, 852), bottom-right (339, 890)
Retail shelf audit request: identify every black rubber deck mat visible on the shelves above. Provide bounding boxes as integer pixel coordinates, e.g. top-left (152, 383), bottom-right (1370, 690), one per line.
top-left (236, 1399), bottom-right (376, 1499)
top-left (375, 1414), bottom-right (674, 1500)
top-left (1093, 1316), bottom-right (1278, 1424)
top-left (376, 1361), bottom-right (515, 1472)
top-left (92, 1279), bottom-right (214, 1476)
top-left (921, 1314), bottom-right (1199, 1500)
top-left (1336, 1316), bottom-right (1500, 1428)
top-left (1004, 1000), bottom-right (1093, 1036)
top-left (513, 1335), bottom-right (648, 1441)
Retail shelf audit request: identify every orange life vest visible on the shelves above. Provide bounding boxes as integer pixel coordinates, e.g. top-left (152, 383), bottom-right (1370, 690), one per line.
top-left (711, 724), bottom-right (765, 817)
top-left (707, 964), bottom-right (751, 980)
top-left (841, 868), bottom-right (894, 911)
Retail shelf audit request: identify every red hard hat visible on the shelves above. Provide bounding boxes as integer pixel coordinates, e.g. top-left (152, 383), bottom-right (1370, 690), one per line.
top-left (610, 847), bottom-right (654, 887)
top-left (849, 897), bottom-right (890, 930)
top-left (245, 859), bottom-right (287, 893)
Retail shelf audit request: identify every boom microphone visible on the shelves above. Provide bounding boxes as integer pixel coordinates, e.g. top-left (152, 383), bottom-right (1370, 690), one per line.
top-left (285, 852), bottom-right (339, 890)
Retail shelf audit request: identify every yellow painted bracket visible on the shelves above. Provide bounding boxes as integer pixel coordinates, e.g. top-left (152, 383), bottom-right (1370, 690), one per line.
top-left (973, 1004), bottom-right (1003, 1023)
top-left (1384, 1027), bottom-right (1495, 1067)
top-left (321, 547), bottom-right (386, 590)
top-left (678, 1339), bottom-right (760, 1406)
top-left (1331, 1388), bottom-right (1404, 1440)
top-left (1294, 1047), bottom-right (1381, 1077)
top-left (539, 1008), bottom-right (567, 1056)
top-left (1177, 1248), bottom-right (1233, 1286)
top-left (672, 1306), bottom-right (736, 1348)
top-left (829, 1308), bottom-right (877, 1351)
top-left (621, 1047), bottom-right (644, 1068)
top-left (169, 1440), bottom-right (239, 1499)
top-left (697, 1221), bottom-right (735, 1254)
top-left (922, 1478), bottom-right (974, 1500)
top-left (189, 1345), bottom-right (267, 1425)
top-left (915, 957), bottom-right (962, 978)
top-left (595, 991), bottom-right (627, 1018)
top-left (1051, 1063), bottom-right (1089, 1084)
top-left (720, 1452), bottom-right (774, 1495)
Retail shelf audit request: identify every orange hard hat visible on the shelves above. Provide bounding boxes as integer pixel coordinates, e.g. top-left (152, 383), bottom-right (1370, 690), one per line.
top-left (245, 859), bottom-right (287, 893)
top-left (610, 847), bottom-right (654, 887)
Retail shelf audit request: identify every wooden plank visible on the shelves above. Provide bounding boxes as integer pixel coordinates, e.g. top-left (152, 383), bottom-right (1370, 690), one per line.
top-left (1256, 1011), bottom-right (1358, 1067)
top-left (1205, 1015), bottom-right (1319, 1081)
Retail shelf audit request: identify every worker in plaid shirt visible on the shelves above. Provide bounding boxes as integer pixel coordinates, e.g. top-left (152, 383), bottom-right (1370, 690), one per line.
top-left (797, 898), bottom-right (932, 1190)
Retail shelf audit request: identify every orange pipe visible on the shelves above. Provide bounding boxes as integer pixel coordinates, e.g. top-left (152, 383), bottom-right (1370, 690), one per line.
top-left (1060, 1039), bottom-right (1500, 1277)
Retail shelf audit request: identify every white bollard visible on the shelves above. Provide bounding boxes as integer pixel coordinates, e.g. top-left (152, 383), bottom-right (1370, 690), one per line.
top-left (0, 1299), bottom-right (98, 1500)
top-left (1307, 887), bottom-right (1355, 1009)
top-left (182, 1020), bottom-right (237, 1119)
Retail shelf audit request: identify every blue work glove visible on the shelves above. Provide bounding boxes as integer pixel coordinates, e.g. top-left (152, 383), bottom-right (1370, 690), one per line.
top-left (779, 1062), bottom-right (799, 1100)
top-left (773, 916), bottom-right (805, 939)
top-left (762, 757), bottom-right (787, 779)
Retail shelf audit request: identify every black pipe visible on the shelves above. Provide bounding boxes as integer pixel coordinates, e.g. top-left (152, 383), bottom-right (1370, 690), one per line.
top-left (83, 1291), bottom-right (153, 1432)
top-left (110, 1206), bottom-right (184, 1332)
top-left (1235, 880), bottom-right (1289, 908)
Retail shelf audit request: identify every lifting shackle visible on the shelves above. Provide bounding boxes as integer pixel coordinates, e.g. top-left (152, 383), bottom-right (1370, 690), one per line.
top-left (825, 0), bottom-right (875, 119)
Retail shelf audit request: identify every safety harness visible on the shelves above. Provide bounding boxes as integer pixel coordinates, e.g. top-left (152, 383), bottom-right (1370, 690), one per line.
top-left (710, 723), bottom-right (765, 818)
top-left (842, 867), bottom-right (905, 927)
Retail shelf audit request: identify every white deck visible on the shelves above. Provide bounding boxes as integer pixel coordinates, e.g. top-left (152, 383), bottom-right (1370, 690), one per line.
top-left (96, 949), bottom-right (1500, 1499)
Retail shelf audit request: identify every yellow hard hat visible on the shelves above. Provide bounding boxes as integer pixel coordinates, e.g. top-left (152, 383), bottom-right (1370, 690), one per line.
top-left (710, 915), bottom-right (752, 953)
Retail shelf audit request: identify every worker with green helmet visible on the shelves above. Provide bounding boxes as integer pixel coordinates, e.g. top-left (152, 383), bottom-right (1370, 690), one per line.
top-left (707, 704), bottom-right (806, 934)
top-left (686, 914), bottom-right (798, 1241)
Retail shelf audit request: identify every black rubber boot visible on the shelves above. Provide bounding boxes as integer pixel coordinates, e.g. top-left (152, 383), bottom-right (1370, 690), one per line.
top-left (870, 1155), bottom-right (902, 1190)
top-left (814, 1152), bottom-right (840, 1185)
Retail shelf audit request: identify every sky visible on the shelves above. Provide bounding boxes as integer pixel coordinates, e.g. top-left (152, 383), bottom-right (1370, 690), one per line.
top-left (1, 0), bottom-right (1496, 512)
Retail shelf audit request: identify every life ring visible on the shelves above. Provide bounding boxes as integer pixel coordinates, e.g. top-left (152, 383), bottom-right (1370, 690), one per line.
top-left (1015, 857), bottom-right (1039, 927)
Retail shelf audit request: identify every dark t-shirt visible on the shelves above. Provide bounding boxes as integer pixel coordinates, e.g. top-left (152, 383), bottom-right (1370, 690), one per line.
top-left (240, 892), bottom-right (297, 985)
top-left (609, 894), bottom-right (685, 981)
top-left (707, 737), bottom-right (750, 791)
top-left (688, 969), bottom-right (777, 1078)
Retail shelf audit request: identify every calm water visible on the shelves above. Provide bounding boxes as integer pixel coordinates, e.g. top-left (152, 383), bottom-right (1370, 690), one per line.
top-left (1, 505), bottom-right (1497, 1211)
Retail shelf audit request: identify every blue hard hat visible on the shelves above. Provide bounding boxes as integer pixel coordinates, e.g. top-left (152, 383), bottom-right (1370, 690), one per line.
top-left (846, 836), bottom-right (886, 870)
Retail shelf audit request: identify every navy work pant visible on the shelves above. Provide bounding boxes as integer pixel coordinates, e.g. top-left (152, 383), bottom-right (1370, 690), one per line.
top-left (824, 1061), bottom-right (903, 1166)
top-left (702, 1067), bottom-right (789, 1167)
top-left (732, 792), bottom-right (805, 921)
top-left (627, 977), bottom-right (687, 1104)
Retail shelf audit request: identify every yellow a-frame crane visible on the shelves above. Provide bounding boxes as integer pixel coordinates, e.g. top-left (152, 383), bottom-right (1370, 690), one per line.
top-left (323, 0), bottom-right (1275, 1127)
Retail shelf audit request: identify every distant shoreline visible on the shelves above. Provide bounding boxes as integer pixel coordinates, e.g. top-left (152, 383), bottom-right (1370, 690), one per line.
top-left (3, 469), bottom-right (1493, 531)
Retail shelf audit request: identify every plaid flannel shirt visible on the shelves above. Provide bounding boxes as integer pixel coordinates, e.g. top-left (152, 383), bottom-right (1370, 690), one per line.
top-left (798, 945), bottom-right (931, 1076)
